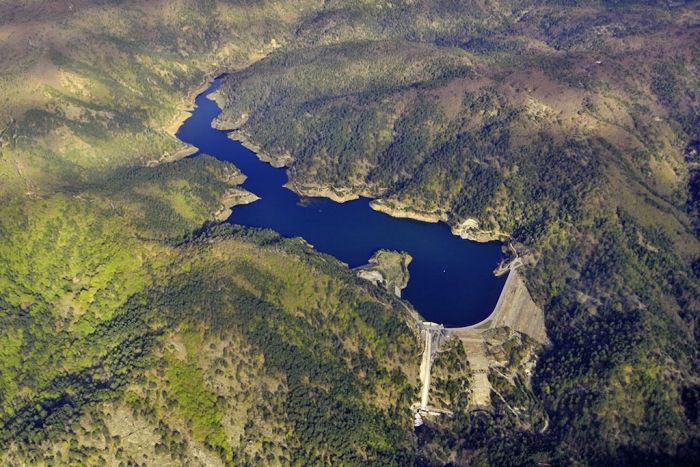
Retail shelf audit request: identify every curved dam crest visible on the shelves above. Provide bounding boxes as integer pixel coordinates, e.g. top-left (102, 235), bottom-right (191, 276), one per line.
top-left (177, 76), bottom-right (507, 327)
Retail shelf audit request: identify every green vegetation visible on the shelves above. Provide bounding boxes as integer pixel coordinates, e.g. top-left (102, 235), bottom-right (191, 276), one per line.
top-left (431, 339), bottom-right (472, 414)
top-left (357, 249), bottom-right (412, 296)
top-left (164, 347), bottom-right (233, 461)
top-left (0, 3), bottom-right (422, 463)
top-left (214, 0), bottom-right (700, 464)
top-left (1, 220), bottom-right (420, 464)
top-left (0, 0), bottom-right (699, 465)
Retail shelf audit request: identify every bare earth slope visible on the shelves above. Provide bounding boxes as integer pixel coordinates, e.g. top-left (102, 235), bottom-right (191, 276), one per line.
top-left (451, 270), bottom-right (548, 346)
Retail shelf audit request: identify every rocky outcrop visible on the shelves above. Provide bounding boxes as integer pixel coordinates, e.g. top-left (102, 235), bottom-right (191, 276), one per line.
top-left (285, 181), bottom-right (361, 203)
top-left (213, 188), bottom-right (259, 221)
top-left (369, 199), bottom-right (446, 223)
top-left (356, 250), bottom-right (412, 297)
top-left (450, 217), bottom-right (508, 243)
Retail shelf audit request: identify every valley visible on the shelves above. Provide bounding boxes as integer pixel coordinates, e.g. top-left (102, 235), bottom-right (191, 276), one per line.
top-left (0, 1), bottom-right (698, 465)
top-left (178, 75), bottom-right (508, 327)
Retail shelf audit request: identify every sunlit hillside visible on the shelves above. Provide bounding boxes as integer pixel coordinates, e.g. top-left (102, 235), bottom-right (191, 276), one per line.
top-left (0, 1), bottom-right (698, 465)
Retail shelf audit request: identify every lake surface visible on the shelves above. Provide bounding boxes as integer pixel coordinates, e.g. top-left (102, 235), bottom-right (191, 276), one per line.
top-left (176, 76), bottom-right (507, 327)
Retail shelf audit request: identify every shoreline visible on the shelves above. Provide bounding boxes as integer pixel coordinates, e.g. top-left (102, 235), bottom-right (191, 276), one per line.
top-left (227, 129), bottom-right (509, 242)
top-left (210, 92), bottom-right (508, 244)
top-left (152, 69), bottom-right (230, 167)
top-left (213, 188), bottom-right (260, 221)
top-left (288, 181), bottom-right (508, 243)
top-left (166, 70), bottom-right (228, 137)
top-left (182, 72), bottom-right (532, 336)
top-left (369, 199), bottom-right (445, 224)
top-left (151, 66), bottom-right (511, 252)
top-left (448, 268), bottom-right (549, 345)
top-left (153, 71), bottom-right (262, 222)
top-left (284, 181), bottom-right (362, 203)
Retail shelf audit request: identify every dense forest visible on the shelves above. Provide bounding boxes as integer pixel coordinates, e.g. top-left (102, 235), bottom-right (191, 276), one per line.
top-left (0, 1), bottom-right (422, 464)
top-left (216, 0), bottom-right (700, 464)
top-left (0, 0), bottom-right (698, 465)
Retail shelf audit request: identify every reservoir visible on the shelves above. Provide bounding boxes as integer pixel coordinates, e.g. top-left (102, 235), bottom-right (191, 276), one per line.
top-left (177, 76), bottom-right (507, 327)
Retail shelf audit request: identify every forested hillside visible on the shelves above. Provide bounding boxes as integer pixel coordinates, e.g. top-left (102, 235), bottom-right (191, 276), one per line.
top-left (0, 0), bottom-right (699, 465)
top-left (216, 0), bottom-right (700, 463)
top-left (0, 1), bottom-right (420, 465)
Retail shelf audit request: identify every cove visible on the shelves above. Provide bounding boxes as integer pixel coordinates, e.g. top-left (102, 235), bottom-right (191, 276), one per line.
top-left (177, 76), bottom-right (507, 327)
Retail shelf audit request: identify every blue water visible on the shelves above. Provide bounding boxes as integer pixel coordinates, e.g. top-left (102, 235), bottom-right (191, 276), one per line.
top-left (177, 76), bottom-right (507, 327)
